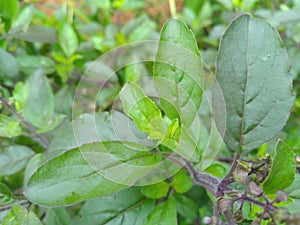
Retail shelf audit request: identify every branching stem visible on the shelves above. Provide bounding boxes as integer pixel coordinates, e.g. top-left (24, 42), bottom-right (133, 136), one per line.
top-left (0, 96), bottom-right (50, 149)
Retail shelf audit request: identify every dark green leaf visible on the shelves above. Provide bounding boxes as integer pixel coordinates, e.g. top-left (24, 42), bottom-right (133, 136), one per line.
top-left (44, 208), bottom-right (71, 225)
top-left (23, 69), bottom-right (54, 128)
top-left (0, 145), bottom-right (34, 176)
top-left (0, 115), bottom-right (22, 138)
top-left (26, 141), bottom-right (162, 206)
top-left (141, 181), bottom-right (169, 199)
top-left (143, 198), bottom-right (177, 225)
top-left (0, 48), bottom-right (19, 80)
top-left (17, 55), bottom-right (56, 75)
top-left (213, 14), bottom-right (294, 152)
top-left (2, 205), bottom-right (42, 225)
top-left (262, 141), bottom-right (295, 193)
top-left (79, 141), bottom-right (162, 186)
top-left (58, 23), bottom-right (78, 57)
top-left (119, 82), bottom-right (164, 139)
top-left (153, 19), bottom-right (204, 128)
top-left (0, 183), bottom-right (13, 204)
top-left (25, 147), bottom-right (124, 206)
top-left (174, 194), bottom-right (199, 221)
top-left (71, 188), bottom-right (154, 225)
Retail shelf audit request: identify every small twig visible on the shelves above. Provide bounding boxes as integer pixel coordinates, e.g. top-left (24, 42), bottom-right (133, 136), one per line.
top-left (164, 153), bottom-right (220, 196)
top-left (0, 200), bottom-right (30, 212)
top-left (224, 209), bottom-right (235, 225)
top-left (233, 196), bottom-right (277, 212)
top-left (0, 97), bottom-right (50, 149)
top-left (216, 153), bottom-right (240, 197)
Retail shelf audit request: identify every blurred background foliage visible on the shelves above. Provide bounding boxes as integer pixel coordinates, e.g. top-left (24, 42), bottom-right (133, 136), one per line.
top-left (1, 0), bottom-right (300, 224)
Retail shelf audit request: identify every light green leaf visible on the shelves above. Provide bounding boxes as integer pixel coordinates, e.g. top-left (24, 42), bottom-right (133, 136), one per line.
top-left (17, 55), bottom-right (56, 75)
top-left (262, 141), bottom-right (295, 194)
top-left (25, 147), bottom-right (124, 206)
top-left (174, 194), bottom-right (198, 221)
top-left (119, 82), bottom-right (164, 139)
top-left (13, 82), bottom-right (29, 113)
top-left (11, 25), bottom-right (57, 43)
top-left (2, 205), bottom-right (42, 225)
top-left (160, 125), bottom-right (199, 162)
top-left (0, 115), bottom-right (22, 138)
top-left (0, 145), bottom-right (34, 176)
top-left (12, 4), bottom-right (34, 31)
top-left (23, 69), bottom-right (54, 128)
top-left (153, 19), bottom-right (204, 128)
top-left (213, 14), bottom-right (294, 152)
top-left (143, 198), bottom-right (177, 225)
top-left (141, 181), bottom-right (169, 199)
top-left (45, 208), bottom-right (71, 225)
top-left (173, 170), bottom-right (193, 193)
top-left (0, 0), bottom-right (19, 30)
top-left (0, 48), bottom-right (19, 80)
top-left (71, 188), bottom-right (154, 225)
top-left (58, 23), bottom-right (78, 57)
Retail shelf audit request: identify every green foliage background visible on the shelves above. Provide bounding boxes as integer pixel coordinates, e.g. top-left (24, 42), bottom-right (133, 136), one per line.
top-left (1, 0), bottom-right (300, 224)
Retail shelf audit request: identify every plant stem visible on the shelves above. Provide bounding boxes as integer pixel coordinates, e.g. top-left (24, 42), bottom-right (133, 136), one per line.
top-left (216, 153), bottom-right (240, 197)
top-left (168, 0), bottom-right (177, 19)
top-left (0, 97), bottom-right (50, 149)
top-left (233, 196), bottom-right (277, 212)
top-left (165, 154), bottom-right (220, 196)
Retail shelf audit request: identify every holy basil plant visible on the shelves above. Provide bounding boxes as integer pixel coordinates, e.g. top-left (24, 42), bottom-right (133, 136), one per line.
top-left (5, 14), bottom-right (295, 224)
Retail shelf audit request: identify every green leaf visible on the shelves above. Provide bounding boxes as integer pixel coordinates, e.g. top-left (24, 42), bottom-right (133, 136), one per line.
top-left (262, 141), bottom-right (295, 193)
top-left (26, 141), bottom-right (162, 206)
top-left (174, 194), bottom-right (199, 221)
top-left (25, 147), bottom-right (124, 206)
top-left (160, 125), bottom-right (199, 162)
top-left (17, 55), bottom-right (56, 75)
top-left (141, 181), bottom-right (169, 199)
top-left (213, 14), bottom-right (294, 152)
top-left (0, 145), bottom-right (34, 176)
top-left (153, 19), bottom-right (204, 128)
top-left (2, 205), bottom-right (42, 225)
top-left (72, 188), bottom-right (154, 225)
top-left (13, 82), bottom-right (29, 113)
top-left (0, 48), bottom-right (19, 80)
top-left (44, 208), bottom-right (71, 225)
top-left (0, 115), bottom-right (22, 138)
top-left (173, 170), bottom-right (193, 193)
top-left (0, 0), bottom-right (19, 30)
top-left (12, 4), bottom-right (34, 31)
top-left (23, 69), bottom-right (54, 128)
top-left (54, 87), bottom-right (73, 116)
top-left (58, 23), bottom-right (78, 57)
top-left (143, 198), bottom-right (177, 225)
top-left (79, 141), bottom-right (162, 186)
top-left (204, 163), bottom-right (227, 178)
top-left (0, 183), bottom-right (13, 204)
top-left (119, 82), bottom-right (164, 139)
top-left (11, 25), bottom-right (57, 43)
